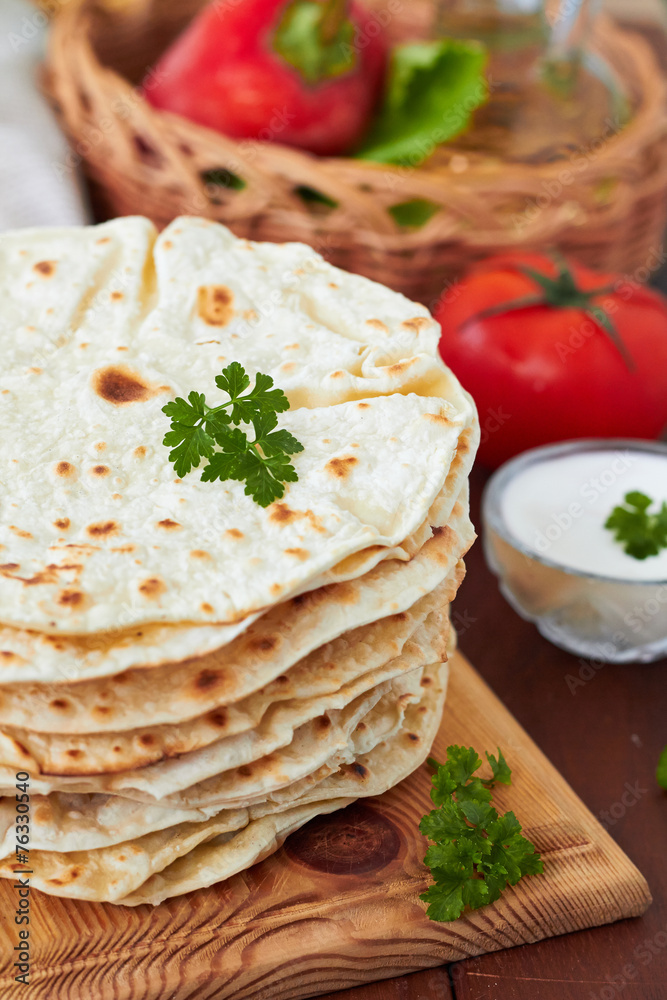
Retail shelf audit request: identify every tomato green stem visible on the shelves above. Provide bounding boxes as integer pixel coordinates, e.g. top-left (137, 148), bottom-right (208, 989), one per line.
top-left (457, 253), bottom-right (636, 372)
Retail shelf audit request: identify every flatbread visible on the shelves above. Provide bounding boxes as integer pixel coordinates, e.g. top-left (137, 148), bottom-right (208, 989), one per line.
top-left (0, 610), bottom-right (446, 799)
top-left (0, 586), bottom-right (452, 774)
top-left (0, 216), bottom-right (475, 633)
top-left (0, 451), bottom-right (474, 687)
top-left (0, 659), bottom-right (448, 903)
top-left (0, 520), bottom-right (468, 736)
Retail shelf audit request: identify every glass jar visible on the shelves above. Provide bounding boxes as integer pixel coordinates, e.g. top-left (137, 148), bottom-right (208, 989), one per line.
top-left (432, 0), bottom-right (630, 163)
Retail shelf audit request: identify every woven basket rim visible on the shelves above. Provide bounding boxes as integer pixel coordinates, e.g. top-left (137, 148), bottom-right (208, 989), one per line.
top-left (46, 0), bottom-right (667, 263)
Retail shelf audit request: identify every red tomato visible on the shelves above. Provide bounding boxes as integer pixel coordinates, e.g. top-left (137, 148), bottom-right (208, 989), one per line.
top-left (435, 253), bottom-right (667, 468)
top-left (145, 0), bottom-right (387, 157)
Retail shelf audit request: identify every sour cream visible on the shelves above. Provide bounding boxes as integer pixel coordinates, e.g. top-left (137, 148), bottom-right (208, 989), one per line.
top-left (500, 449), bottom-right (667, 581)
top-left (483, 440), bottom-right (667, 663)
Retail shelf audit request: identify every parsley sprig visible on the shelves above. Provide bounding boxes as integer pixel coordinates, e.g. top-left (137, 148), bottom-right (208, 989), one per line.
top-left (657, 746), bottom-right (667, 790)
top-left (604, 491), bottom-right (667, 561)
top-left (419, 745), bottom-right (543, 922)
top-left (162, 362), bottom-right (304, 508)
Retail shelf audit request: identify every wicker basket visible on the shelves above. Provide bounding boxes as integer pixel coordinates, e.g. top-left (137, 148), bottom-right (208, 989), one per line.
top-left (46, 0), bottom-right (667, 305)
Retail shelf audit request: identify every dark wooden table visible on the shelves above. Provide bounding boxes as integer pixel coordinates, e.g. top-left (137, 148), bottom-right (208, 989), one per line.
top-left (320, 463), bottom-right (667, 1000)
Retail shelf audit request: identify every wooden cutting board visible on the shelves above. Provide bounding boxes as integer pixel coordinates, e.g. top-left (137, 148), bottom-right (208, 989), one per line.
top-left (0, 652), bottom-right (651, 1000)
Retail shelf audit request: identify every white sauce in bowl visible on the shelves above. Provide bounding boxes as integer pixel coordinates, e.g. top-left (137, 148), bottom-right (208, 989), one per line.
top-left (501, 449), bottom-right (667, 581)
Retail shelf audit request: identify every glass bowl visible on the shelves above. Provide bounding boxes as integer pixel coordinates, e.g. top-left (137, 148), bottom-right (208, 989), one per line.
top-left (482, 439), bottom-right (667, 664)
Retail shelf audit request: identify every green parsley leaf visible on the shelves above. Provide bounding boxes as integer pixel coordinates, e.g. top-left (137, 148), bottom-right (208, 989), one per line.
top-left (162, 363), bottom-right (303, 508)
top-left (357, 39), bottom-right (488, 165)
top-left (605, 491), bottom-right (667, 560)
top-left (420, 745), bottom-right (543, 922)
top-left (657, 746), bottom-right (667, 790)
top-left (486, 748), bottom-right (512, 785)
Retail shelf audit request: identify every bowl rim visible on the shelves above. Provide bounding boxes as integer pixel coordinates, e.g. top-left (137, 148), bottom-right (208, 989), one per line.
top-left (482, 438), bottom-right (667, 586)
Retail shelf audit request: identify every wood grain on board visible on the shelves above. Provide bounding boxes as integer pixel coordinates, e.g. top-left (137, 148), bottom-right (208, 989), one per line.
top-left (0, 652), bottom-right (651, 1000)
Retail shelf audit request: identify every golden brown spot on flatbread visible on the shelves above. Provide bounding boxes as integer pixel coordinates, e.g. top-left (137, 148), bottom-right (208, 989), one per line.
top-left (58, 589), bottom-right (85, 607)
top-left (209, 709), bottom-right (228, 728)
top-left (197, 285), bottom-right (234, 327)
top-left (56, 462), bottom-right (76, 479)
top-left (139, 577), bottom-right (166, 599)
top-left (90, 465), bottom-right (110, 477)
top-left (270, 583), bottom-right (283, 596)
top-left (330, 370), bottom-right (345, 379)
top-left (28, 367), bottom-right (42, 375)
top-left (0, 561), bottom-right (18, 573)
top-left (33, 260), bottom-right (56, 277)
top-left (269, 503), bottom-right (298, 525)
top-left (50, 699), bottom-right (70, 711)
top-left (134, 446), bottom-right (147, 459)
top-left (139, 734), bottom-right (155, 747)
top-left (275, 674), bottom-right (289, 685)
top-left (66, 749), bottom-right (82, 759)
top-left (94, 705), bottom-right (111, 716)
top-left (366, 318), bottom-right (388, 332)
top-left (201, 602), bottom-right (214, 614)
top-left (280, 361), bottom-right (296, 373)
top-left (316, 715), bottom-right (331, 730)
top-left (326, 456), bottom-right (358, 480)
top-left (329, 282), bottom-right (339, 289)
top-left (284, 343), bottom-right (300, 350)
top-left (87, 521), bottom-right (118, 539)
top-left (96, 237), bottom-right (111, 245)
top-left (356, 722), bottom-right (367, 732)
top-left (226, 528), bottom-right (244, 539)
top-left (157, 519), bottom-right (182, 531)
top-left (285, 547), bottom-right (309, 561)
top-left (92, 365), bottom-right (165, 406)
top-left (388, 358), bottom-right (419, 376)
top-left (238, 765), bottom-right (253, 778)
top-left (250, 635), bottom-right (278, 655)
top-left (9, 526), bottom-right (32, 539)
top-left (357, 402), bottom-right (370, 409)
top-left (111, 291), bottom-right (123, 301)
top-left (420, 676), bottom-right (432, 687)
top-left (94, 443), bottom-right (107, 454)
top-left (111, 544), bottom-right (135, 553)
top-left (194, 669), bottom-right (221, 691)
top-left (190, 550), bottom-right (211, 561)
top-left (406, 732), bottom-right (420, 743)
top-left (424, 413), bottom-right (451, 426)
top-left (402, 317), bottom-right (431, 333)
top-left (351, 763), bottom-right (369, 779)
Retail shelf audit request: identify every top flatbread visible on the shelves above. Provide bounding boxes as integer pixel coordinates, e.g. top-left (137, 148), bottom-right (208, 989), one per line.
top-left (0, 216), bottom-right (475, 632)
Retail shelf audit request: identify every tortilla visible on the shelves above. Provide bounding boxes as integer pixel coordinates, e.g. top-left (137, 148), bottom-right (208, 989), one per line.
top-left (0, 217), bottom-right (475, 633)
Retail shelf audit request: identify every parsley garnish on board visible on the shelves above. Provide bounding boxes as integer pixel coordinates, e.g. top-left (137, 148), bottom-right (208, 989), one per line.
top-left (604, 492), bottom-right (667, 561)
top-left (162, 362), bottom-right (304, 508)
top-left (419, 745), bottom-right (543, 922)
top-left (657, 747), bottom-right (667, 790)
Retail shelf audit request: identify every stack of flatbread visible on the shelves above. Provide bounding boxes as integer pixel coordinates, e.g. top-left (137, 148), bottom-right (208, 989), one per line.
top-left (0, 217), bottom-right (477, 906)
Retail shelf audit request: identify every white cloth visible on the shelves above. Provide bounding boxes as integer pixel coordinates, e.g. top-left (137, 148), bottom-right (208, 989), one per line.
top-left (0, 0), bottom-right (89, 231)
